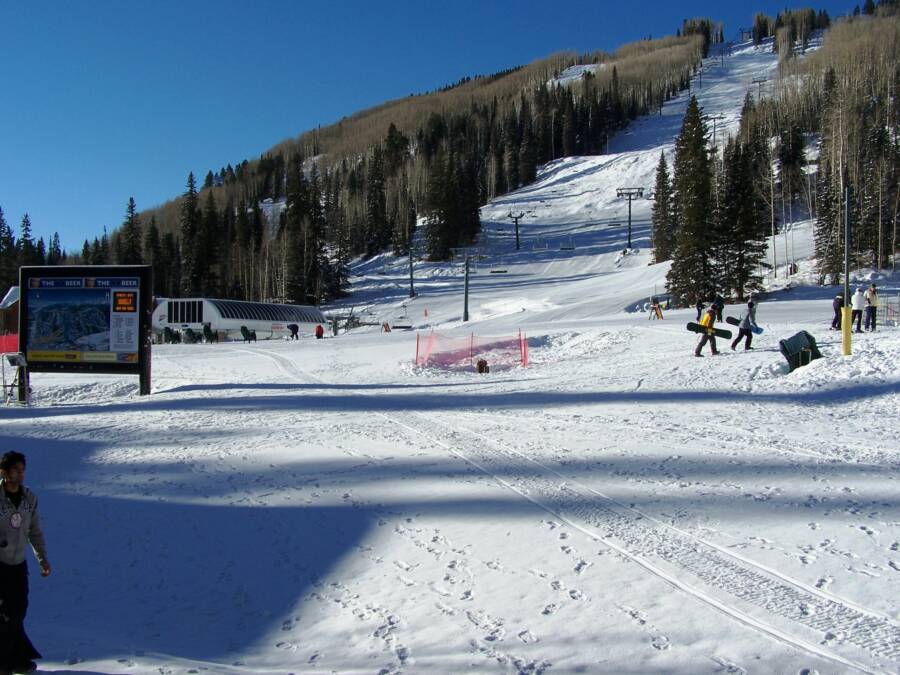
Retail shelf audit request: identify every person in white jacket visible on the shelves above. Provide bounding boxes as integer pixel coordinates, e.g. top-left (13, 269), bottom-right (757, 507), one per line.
top-left (864, 283), bottom-right (879, 331)
top-left (850, 288), bottom-right (866, 333)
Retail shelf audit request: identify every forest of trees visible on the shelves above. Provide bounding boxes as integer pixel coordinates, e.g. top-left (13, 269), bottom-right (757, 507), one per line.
top-left (659, 5), bottom-right (900, 304)
top-left (4, 7), bottom-right (898, 308)
top-left (43, 26), bottom-right (707, 303)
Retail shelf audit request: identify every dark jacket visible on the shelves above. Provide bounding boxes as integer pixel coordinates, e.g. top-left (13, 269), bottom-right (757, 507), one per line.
top-left (832, 296), bottom-right (843, 312)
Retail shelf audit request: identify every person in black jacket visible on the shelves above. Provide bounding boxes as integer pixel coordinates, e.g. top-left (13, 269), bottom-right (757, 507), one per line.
top-left (695, 299), bottom-right (704, 321)
top-left (831, 294), bottom-right (843, 330)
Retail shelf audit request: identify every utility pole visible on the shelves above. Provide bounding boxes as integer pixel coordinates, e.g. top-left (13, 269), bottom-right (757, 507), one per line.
top-left (705, 113), bottom-right (725, 152)
top-left (616, 187), bottom-right (644, 249)
top-left (752, 75), bottom-right (767, 101)
top-left (842, 186), bottom-right (852, 356)
top-left (408, 242), bottom-right (416, 298)
top-left (463, 254), bottom-right (470, 322)
top-left (507, 211), bottom-right (526, 251)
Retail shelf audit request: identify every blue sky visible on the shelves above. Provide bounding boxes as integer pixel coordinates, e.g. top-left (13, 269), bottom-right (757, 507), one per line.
top-left (1, 1), bottom-right (852, 253)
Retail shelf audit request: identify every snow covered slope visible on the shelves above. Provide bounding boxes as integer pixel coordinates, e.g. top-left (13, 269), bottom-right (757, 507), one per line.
top-left (8, 36), bottom-right (900, 675)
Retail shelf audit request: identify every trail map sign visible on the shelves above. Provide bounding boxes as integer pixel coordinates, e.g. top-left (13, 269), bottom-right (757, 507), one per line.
top-left (19, 265), bottom-right (153, 394)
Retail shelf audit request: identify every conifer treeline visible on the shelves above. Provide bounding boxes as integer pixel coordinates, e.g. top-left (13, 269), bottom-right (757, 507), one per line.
top-left (658, 8), bottom-right (900, 306)
top-left (95, 30), bottom-right (706, 302)
top-left (0, 208), bottom-right (64, 292)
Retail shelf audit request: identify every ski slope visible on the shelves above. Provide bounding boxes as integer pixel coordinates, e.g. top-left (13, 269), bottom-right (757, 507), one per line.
top-left (7, 36), bottom-right (900, 675)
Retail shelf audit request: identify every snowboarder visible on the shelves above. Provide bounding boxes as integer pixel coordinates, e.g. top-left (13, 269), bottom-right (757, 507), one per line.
top-left (864, 283), bottom-right (879, 332)
top-left (731, 313), bottom-right (755, 351)
top-left (315, 324), bottom-right (324, 339)
top-left (695, 299), bottom-right (703, 321)
top-left (831, 294), bottom-right (844, 330)
top-left (747, 298), bottom-right (757, 323)
top-left (851, 287), bottom-right (865, 333)
top-left (0, 451), bottom-right (50, 675)
top-left (694, 307), bottom-right (720, 357)
top-left (287, 323), bottom-right (299, 340)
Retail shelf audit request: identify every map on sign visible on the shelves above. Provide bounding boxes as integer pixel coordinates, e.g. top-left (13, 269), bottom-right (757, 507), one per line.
top-left (25, 276), bottom-right (140, 363)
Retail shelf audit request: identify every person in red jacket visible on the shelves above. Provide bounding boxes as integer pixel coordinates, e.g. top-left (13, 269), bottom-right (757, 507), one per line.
top-left (314, 324), bottom-right (324, 339)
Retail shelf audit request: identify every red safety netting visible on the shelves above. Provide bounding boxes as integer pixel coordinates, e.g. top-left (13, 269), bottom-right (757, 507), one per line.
top-left (415, 330), bottom-right (528, 370)
top-left (0, 334), bottom-right (18, 353)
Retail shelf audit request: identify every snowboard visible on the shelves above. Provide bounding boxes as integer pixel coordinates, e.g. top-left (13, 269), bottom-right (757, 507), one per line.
top-left (725, 316), bottom-right (764, 335)
top-left (686, 322), bottom-right (732, 339)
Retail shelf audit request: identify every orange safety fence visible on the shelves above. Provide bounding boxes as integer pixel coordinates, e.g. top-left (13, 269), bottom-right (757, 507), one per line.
top-left (415, 329), bottom-right (528, 368)
top-left (0, 334), bottom-right (18, 353)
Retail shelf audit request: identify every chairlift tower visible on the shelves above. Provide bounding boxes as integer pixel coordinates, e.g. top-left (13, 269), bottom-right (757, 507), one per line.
top-left (752, 75), bottom-right (767, 101)
top-left (616, 187), bottom-right (644, 249)
top-left (507, 211), bottom-right (526, 251)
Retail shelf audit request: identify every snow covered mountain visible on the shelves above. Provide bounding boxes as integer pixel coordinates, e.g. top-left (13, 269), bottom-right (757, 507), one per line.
top-left (8, 35), bottom-right (900, 675)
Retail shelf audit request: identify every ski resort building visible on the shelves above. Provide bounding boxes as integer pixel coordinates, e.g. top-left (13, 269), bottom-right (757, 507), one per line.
top-left (152, 298), bottom-right (326, 341)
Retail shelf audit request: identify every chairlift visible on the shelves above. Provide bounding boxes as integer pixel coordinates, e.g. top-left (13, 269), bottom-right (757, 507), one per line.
top-left (489, 255), bottom-right (508, 274)
top-left (559, 235), bottom-right (575, 251)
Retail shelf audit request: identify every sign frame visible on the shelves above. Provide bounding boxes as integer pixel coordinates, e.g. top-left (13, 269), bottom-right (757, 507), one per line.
top-left (18, 265), bottom-right (153, 394)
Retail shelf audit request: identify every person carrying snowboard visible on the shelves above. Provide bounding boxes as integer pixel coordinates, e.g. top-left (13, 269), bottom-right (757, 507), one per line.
top-left (731, 312), bottom-right (755, 351)
top-left (831, 294), bottom-right (843, 330)
top-left (0, 451), bottom-right (51, 675)
top-left (694, 307), bottom-right (720, 357)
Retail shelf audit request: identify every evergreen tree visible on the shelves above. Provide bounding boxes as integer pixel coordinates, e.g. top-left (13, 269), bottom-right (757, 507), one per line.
top-left (197, 190), bottom-right (220, 295)
top-left (143, 217), bottom-right (164, 295)
top-left (180, 173), bottom-right (201, 295)
top-left (651, 152), bottom-right (675, 262)
top-left (0, 207), bottom-right (17, 290)
top-left (364, 147), bottom-right (387, 256)
top-left (17, 214), bottom-right (39, 267)
top-left (118, 197), bottom-right (144, 264)
top-left (47, 233), bottom-right (62, 265)
top-left (667, 97), bottom-right (713, 303)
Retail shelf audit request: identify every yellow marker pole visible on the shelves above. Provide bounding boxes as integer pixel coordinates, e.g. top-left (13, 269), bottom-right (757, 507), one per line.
top-left (841, 306), bottom-right (852, 356)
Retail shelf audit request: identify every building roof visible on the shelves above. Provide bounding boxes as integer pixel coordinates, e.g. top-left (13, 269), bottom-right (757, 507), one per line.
top-left (0, 286), bottom-right (19, 310)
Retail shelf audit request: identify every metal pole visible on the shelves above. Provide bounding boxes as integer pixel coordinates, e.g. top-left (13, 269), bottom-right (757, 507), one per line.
top-left (842, 186), bottom-right (852, 356)
top-left (627, 197), bottom-right (633, 249)
top-left (409, 244), bottom-right (415, 298)
top-left (463, 254), bottom-right (470, 322)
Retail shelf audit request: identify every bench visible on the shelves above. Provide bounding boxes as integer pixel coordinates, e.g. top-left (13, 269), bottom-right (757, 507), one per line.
top-left (779, 330), bottom-right (822, 372)
top-left (202, 324), bottom-right (218, 343)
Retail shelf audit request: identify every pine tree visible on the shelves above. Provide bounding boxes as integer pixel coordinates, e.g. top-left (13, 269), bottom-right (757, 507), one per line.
top-left (197, 190), bottom-right (220, 296)
top-left (180, 172), bottom-right (201, 295)
top-left (17, 214), bottom-right (39, 267)
top-left (144, 217), bottom-right (164, 295)
top-left (47, 233), bottom-right (62, 265)
top-left (651, 152), bottom-right (675, 262)
top-left (0, 207), bottom-right (17, 290)
top-left (364, 147), bottom-right (387, 256)
top-left (118, 197), bottom-right (144, 264)
top-left (667, 97), bottom-right (713, 303)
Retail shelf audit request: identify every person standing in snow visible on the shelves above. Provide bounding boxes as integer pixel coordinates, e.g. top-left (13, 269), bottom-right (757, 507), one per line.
top-left (831, 294), bottom-right (844, 330)
top-left (864, 283), bottom-right (879, 332)
top-left (314, 324), bottom-right (324, 339)
top-left (713, 293), bottom-right (725, 322)
top-left (851, 287), bottom-right (866, 333)
top-left (695, 298), bottom-right (703, 321)
top-left (694, 307), bottom-right (720, 357)
top-left (731, 313), bottom-right (755, 351)
top-left (747, 298), bottom-right (757, 323)
top-left (0, 451), bottom-right (50, 675)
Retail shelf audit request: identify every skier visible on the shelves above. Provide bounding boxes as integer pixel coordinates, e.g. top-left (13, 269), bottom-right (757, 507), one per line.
top-left (831, 294), bottom-right (844, 330)
top-left (315, 324), bottom-right (324, 339)
top-left (864, 283), bottom-right (879, 332)
top-left (731, 313), bottom-right (755, 351)
top-left (694, 306), bottom-right (720, 357)
top-left (0, 451), bottom-right (51, 675)
top-left (851, 287), bottom-right (866, 333)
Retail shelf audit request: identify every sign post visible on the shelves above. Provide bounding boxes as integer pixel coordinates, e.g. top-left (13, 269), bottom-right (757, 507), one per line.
top-left (18, 265), bottom-right (154, 395)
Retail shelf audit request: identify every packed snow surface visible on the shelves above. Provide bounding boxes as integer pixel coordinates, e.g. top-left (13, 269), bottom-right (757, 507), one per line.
top-left (6, 36), bottom-right (900, 675)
